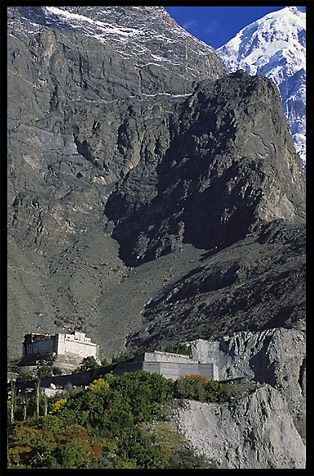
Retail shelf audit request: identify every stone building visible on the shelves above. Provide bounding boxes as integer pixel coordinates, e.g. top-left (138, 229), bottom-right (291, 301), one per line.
top-left (22, 331), bottom-right (99, 360)
top-left (114, 351), bottom-right (219, 380)
top-left (14, 349), bottom-right (220, 397)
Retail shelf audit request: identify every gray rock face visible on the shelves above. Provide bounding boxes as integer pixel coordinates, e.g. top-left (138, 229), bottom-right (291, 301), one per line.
top-left (7, 5), bottom-right (227, 257)
top-left (105, 71), bottom-right (305, 267)
top-left (7, 6), bottom-right (227, 355)
top-left (8, 6), bottom-right (225, 104)
top-left (127, 222), bottom-right (305, 351)
top-left (189, 327), bottom-right (306, 438)
top-left (172, 385), bottom-right (305, 469)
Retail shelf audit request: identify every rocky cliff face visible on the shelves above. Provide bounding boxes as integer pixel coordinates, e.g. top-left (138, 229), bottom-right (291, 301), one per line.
top-left (171, 385), bottom-right (305, 469)
top-left (7, 6), bottom-right (226, 355)
top-left (127, 220), bottom-right (305, 350)
top-left (190, 327), bottom-right (306, 438)
top-left (105, 71), bottom-right (305, 266)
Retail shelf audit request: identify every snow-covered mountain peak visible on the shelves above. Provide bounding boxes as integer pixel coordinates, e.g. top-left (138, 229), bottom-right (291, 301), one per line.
top-left (217, 7), bottom-right (306, 167)
top-left (219, 7), bottom-right (305, 76)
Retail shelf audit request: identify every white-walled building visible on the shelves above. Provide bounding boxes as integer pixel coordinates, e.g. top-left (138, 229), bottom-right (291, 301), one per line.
top-left (114, 351), bottom-right (219, 380)
top-left (22, 332), bottom-right (98, 360)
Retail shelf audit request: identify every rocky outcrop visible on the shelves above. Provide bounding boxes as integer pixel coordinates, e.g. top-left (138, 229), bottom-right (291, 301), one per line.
top-left (7, 6), bottom-right (226, 258)
top-left (17, 352), bottom-right (86, 375)
top-left (7, 6), bottom-right (225, 106)
top-left (189, 327), bottom-right (306, 438)
top-left (105, 71), bottom-right (305, 266)
top-left (171, 385), bottom-right (305, 469)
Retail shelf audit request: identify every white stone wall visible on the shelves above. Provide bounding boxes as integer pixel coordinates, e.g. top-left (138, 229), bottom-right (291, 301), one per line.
top-left (22, 332), bottom-right (98, 360)
top-left (56, 333), bottom-right (97, 358)
top-left (143, 351), bottom-right (192, 363)
top-left (115, 353), bottom-right (219, 380)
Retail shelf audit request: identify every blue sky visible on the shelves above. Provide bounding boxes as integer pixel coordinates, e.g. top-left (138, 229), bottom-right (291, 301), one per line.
top-left (164, 6), bottom-right (288, 49)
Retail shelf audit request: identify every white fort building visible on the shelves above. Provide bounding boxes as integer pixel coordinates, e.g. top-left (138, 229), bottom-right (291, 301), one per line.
top-left (21, 332), bottom-right (219, 381)
top-left (22, 331), bottom-right (99, 360)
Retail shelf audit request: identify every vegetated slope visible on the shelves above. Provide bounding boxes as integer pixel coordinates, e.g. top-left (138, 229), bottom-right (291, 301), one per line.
top-left (7, 6), bottom-right (305, 363)
top-left (7, 371), bottom-right (216, 469)
top-left (217, 6), bottom-right (306, 166)
top-left (7, 368), bottom-right (305, 469)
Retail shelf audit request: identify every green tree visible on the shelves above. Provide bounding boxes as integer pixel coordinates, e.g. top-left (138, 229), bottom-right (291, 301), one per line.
top-left (18, 370), bottom-right (34, 381)
top-left (52, 367), bottom-right (63, 376)
top-left (164, 343), bottom-right (192, 357)
top-left (174, 375), bottom-right (235, 403)
top-left (37, 366), bottom-right (53, 378)
top-left (7, 370), bottom-right (218, 470)
top-left (54, 441), bottom-right (90, 468)
top-left (74, 356), bottom-right (100, 373)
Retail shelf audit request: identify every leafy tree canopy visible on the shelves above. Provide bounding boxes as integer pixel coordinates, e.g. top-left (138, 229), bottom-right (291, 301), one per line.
top-left (7, 370), bottom-right (232, 469)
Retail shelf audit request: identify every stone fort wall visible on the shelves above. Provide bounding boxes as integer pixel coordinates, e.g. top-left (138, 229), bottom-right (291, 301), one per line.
top-left (22, 332), bottom-right (98, 360)
top-left (114, 352), bottom-right (219, 380)
top-left (15, 351), bottom-right (219, 394)
top-left (56, 333), bottom-right (98, 359)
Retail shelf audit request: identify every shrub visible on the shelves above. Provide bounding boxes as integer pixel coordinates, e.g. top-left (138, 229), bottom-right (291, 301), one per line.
top-left (74, 356), bottom-right (100, 373)
top-left (49, 399), bottom-right (67, 414)
top-left (37, 366), bottom-right (53, 378)
top-left (64, 383), bottom-right (73, 394)
top-left (7, 420), bottom-right (99, 469)
top-left (174, 375), bottom-right (206, 401)
top-left (142, 421), bottom-right (213, 469)
top-left (52, 367), bottom-right (63, 376)
top-left (110, 350), bottom-right (142, 366)
top-left (164, 343), bottom-right (192, 357)
top-left (88, 378), bottom-right (110, 392)
top-left (205, 380), bottom-right (235, 402)
top-left (51, 425), bottom-right (92, 469)
top-left (113, 371), bottom-right (173, 422)
top-left (174, 375), bottom-right (235, 403)
top-left (168, 443), bottom-right (214, 469)
top-left (17, 370), bottom-right (34, 381)
top-left (7, 370), bottom-right (221, 469)
top-left (31, 414), bottom-right (64, 432)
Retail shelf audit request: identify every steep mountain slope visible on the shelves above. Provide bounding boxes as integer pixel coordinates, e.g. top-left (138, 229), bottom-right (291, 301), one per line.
top-left (217, 7), bottom-right (306, 166)
top-left (7, 6), bottom-right (226, 357)
top-left (7, 5), bottom-right (305, 366)
top-left (106, 71), bottom-right (305, 267)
